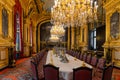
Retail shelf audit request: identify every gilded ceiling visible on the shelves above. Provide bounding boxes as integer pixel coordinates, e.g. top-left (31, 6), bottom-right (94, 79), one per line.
top-left (20, 0), bottom-right (54, 17)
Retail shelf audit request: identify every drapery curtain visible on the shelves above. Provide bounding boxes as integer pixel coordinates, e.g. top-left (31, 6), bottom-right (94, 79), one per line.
top-left (14, 0), bottom-right (23, 59)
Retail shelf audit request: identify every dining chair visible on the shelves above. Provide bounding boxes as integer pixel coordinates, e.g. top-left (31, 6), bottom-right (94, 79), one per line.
top-left (43, 64), bottom-right (59, 80)
top-left (79, 53), bottom-right (83, 60)
top-left (93, 58), bottom-right (106, 79)
top-left (30, 61), bottom-right (39, 80)
top-left (73, 67), bottom-right (92, 80)
top-left (90, 56), bottom-right (98, 67)
top-left (93, 65), bottom-right (113, 80)
top-left (97, 58), bottom-right (106, 69)
top-left (86, 54), bottom-right (92, 64)
top-left (82, 53), bottom-right (87, 62)
top-left (102, 65), bottom-right (113, 80)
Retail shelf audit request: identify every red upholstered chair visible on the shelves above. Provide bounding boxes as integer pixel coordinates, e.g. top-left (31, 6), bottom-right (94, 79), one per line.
top-left (94, 58), bottom-right (106, 79)
top-left (79, 53), bottom-right (83, 60)
top-left (86, 54), bottom-right (92, 64)
top-left (30, 61), bottom-right (38, 80)
top-left (73, 67), bottom-right (92, 80)
top-left (93, 65), bottom-right (113, 80)
top-left (76, 52), bottom-right (81, 59)
top-left (97, 58), bottom-right (106, 69)
top-left (43, 64), bottom-right (59, 80)
top-left (82, 53), bottom-right (87, 62)
top-left (102, 65), bottom-right (113, 80)
top-left (90, 56), bottom-right (98, 67)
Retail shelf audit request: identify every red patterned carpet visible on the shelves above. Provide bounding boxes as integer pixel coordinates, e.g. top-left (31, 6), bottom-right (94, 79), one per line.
top-left (112, 67), bottom-right (120, 80)
top-left (0, 57), bottom-right (120, 80)
top-left (0, 58), bottom-right (32, 80)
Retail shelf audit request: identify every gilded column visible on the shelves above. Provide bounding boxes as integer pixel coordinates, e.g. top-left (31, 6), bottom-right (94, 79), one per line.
top-left (67, 27), bottom-right (70, 50)
top-left (106, 13), bottom-right (111, 42)
top-left (0, 4), bottom-right (2, 36)
top-left (33, 26), bottom-right (37, 53)
top-left (8, 10), bottom-right (13, 38)
top-left (104, 14), bottom-right (111, 58)
top-left (85, 25), bottom-right (88, 45)
top-left (24, 23), bottom-right (27, 42)
top-left (71, 27), bottom-right (75, 49)
top-left (38, 26), bottom-right (40, 51)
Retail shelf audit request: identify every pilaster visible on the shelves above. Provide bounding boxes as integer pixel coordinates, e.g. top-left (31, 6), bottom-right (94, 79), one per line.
top-left (67, 27), bottom-right (70, 50)
top-left (71, 27), bottom-right (75, 49)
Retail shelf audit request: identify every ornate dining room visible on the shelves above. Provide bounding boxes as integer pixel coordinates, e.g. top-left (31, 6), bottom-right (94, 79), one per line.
top-left (0, 0), bottom-right (120, 80)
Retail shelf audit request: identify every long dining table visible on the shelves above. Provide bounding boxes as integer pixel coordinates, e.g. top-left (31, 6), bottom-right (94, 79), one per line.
top-left (46, 50), bottom-right (92, 80)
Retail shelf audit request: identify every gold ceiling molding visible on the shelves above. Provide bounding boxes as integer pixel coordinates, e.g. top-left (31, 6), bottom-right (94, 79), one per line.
top-left (0, 0), bottom-right (15, 6)
top-left (104, 0), bottom-right (120, 12)
top-left (0, 0), bottom-right (15, 12)
top-left (19, 0), bottom-right (32, 9)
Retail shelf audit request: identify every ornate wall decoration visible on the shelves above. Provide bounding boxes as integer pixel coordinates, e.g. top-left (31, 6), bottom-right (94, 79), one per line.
top-left (2, 8), bottom-right (8, 37)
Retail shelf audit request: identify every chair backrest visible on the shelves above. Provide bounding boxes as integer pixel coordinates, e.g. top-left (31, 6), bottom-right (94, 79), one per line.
top-left (73, 67), bottom-right (92, 80)
top-left (90, 56), bottom-right (98, 67)
top-left (86, 54), bottom-right (92, 64)
top-left (30, 61), bottom-right (38, 80)
top-left (43, 64), bottom-right (59, 80)
top-left (97, 58), bottom-right (106, 69)
top-left (77, 52), bottom-right (81, 59)
top-left (79, 53), bottom-right (83, 60)
top-left (83, 53), bottom-right (87, 61)
top-left (102, 65), bottom-right (113, 80)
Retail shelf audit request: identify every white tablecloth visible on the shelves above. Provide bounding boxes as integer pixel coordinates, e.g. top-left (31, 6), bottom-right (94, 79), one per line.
top-left (46, 50), bottom-right (92, 80)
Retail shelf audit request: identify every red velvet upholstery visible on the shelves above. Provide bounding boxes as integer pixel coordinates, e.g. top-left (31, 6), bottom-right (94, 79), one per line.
top-left (37, 52), bottom-right (48, 80)
top-left (79, 53), bottom-right (83, 60)
top-left (90, 56), bottom-right (98, 67)
top-left (73, 67), bottom-right (92, 80)
top-left (97, 58), bottom-right (106, 69)
top-left (93, 65), bottom-right (113, 80)
top-left (86, 54), bottom-right (92, 64)
top-left (102, 65), bottom-right (113, 80)
top-left (77, 52), bottom-right (81, 59)
top-left (93, 58), bottom-right (106, 79)
top-left (30, 61), bottom-right (38, 80)
top-left (43, 64), bottom-right (59, 80)
top-left (83, 54), bottom-right (87, 61)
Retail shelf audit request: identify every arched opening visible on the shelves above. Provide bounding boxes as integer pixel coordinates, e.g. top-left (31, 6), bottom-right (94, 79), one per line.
top-left (36, 21), bottom-right (68, 52)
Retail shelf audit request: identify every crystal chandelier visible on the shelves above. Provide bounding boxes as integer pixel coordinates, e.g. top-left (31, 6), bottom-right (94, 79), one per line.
top-left (51, 0), bottom-right (98, 27)
top-left (50, 24), bottom-right (65, 37)
top-left (49, 35), bottom-right (60, 42)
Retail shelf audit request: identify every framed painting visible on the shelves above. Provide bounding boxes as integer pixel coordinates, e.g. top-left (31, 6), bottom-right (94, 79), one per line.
top-left (110, 12), bottom-right (119, 39)
top-left (2, 8), bottom-right (8, 37)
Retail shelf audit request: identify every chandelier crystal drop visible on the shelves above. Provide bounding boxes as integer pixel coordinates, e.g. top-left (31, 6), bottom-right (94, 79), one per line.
top-left (51, 0), bottom-right (98, 27)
